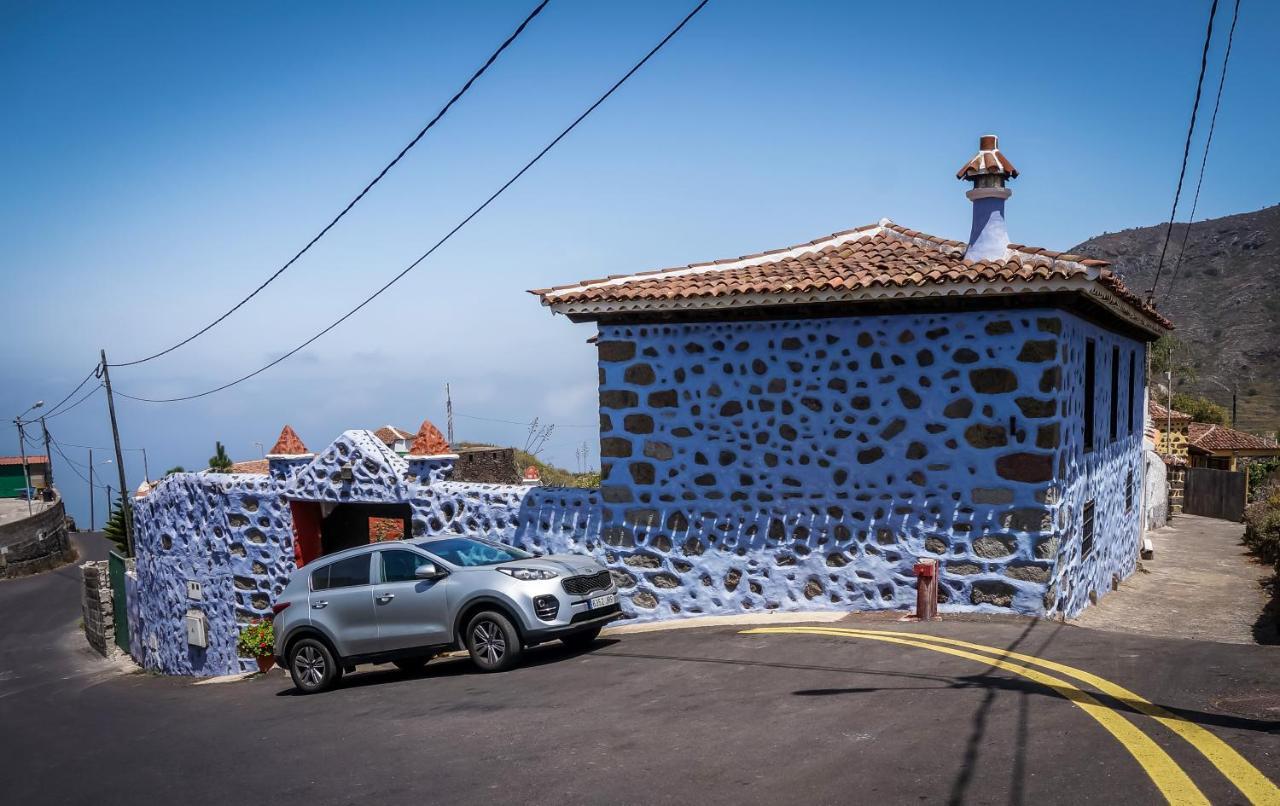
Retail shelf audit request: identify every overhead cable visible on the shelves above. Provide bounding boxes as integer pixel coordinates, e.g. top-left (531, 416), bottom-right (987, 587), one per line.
top-left (115, 0), bottom-right (711, 404)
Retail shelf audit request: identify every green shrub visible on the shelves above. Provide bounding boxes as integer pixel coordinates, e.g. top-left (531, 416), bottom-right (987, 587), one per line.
top-left (1243, 495), bottom-right (1280, 567)
top-left (237, 620), bottom-right (275, 658)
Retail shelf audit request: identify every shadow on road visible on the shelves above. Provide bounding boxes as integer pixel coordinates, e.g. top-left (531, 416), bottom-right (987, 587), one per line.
top-left (274, 638), bottom-right (624, 697)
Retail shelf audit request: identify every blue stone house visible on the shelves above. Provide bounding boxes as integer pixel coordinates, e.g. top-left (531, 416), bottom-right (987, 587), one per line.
top-left (127, 135), bottom-right (1170, 676)
top-left (529, 134), bottom-right (1170, 619)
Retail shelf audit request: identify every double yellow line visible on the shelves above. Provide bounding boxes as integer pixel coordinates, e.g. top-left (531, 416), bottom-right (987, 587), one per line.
top-left (742, 626), bottom-right (1279, 805)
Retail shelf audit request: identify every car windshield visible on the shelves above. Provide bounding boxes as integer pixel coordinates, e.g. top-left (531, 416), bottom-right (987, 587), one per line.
top-left (415, 536), bottom-right (533, 567)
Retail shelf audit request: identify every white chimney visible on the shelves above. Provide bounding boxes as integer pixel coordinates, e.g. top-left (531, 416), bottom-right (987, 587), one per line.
top-left (957, 134), bottom-right (1018, 262)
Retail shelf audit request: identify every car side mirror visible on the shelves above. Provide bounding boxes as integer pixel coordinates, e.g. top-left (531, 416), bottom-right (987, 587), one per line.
top-left (414, 562), bottom-right (446, 581)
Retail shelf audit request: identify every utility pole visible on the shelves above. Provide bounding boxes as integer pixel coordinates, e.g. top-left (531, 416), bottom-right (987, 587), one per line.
top-left (89, 448), bottom-right (95, 531)
top-left (445, 383), bottom-right (455, 446)
top-left (1166, 371), bottom-right (1173, 456)
top-left (15, 419), bottom-right (32, 515)
top-left (99, 350), bottom-right (133, 556)
top-left (39, 417), bottom-right (54, 490)
top-left (141, 447), bottom-right (150, 482)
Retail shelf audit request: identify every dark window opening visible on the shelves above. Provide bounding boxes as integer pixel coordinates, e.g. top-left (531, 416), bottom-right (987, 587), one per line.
top-left (1084, 339), bottom-right (1096, 453)
top-left (1082, 500), bottom-right (1096, 557)
top-left (1125, 471), bottom-right (1134, 513)
top-left (1127, 351), bottom-right (1137, 435)
top-left (1110, 346), bottom-right (1120, 442)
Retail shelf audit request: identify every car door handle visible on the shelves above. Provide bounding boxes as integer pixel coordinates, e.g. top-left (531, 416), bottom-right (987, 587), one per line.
top-left (312, 600), bottom-right (328, 609)
top-left (376, 593), bottom-right (395, 603)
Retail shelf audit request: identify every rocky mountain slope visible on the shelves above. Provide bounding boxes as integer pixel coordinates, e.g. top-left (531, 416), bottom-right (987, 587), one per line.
top-left (1070, 204), bottom-right (1280, 434)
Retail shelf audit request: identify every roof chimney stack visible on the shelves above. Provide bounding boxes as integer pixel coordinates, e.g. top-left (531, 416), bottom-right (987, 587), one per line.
top-left (956, 134), bottom-right (1018, 262)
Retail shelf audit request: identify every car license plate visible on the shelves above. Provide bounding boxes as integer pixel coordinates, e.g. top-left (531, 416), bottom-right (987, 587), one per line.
top-left (589, 593), bottom-right (616, 609)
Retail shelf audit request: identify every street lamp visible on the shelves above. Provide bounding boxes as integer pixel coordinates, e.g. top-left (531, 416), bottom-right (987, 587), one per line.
top-left (13, 400), bottom-right (44, 515)
top-left (89, 453), bottom-right (112, 532)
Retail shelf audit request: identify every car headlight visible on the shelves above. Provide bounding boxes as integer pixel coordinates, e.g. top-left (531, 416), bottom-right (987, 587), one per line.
top-left (497, 567), bottom-right (559, 581)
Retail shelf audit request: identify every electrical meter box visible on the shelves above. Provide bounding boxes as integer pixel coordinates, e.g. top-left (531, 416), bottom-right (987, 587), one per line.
top-left (184, 610), bottom-right (208, 648)
top-left (186, 580), bottom-right (203, 601)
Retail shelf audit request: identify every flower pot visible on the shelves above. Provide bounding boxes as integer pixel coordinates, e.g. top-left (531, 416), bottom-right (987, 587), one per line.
top-left (255, 655), bottom-right (276, 674)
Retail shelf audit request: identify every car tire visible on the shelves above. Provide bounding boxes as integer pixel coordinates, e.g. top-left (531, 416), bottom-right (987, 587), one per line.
top-left (288, 637), bottom-right (342, 694)
top-left (560, 626), bottom-right (602, 650)
top-left (392, 655), bottom-right (433, 674)
top-left (465, 611), bottom-right (523, 672)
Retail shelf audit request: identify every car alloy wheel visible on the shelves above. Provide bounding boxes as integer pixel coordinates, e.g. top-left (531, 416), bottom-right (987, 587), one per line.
top-left (473, 620), bottom-right (506, 666)
top-left (295, 645), bottom-right (326, 688)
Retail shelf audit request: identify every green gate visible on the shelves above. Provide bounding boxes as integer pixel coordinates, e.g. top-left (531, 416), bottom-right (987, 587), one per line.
top-left (108, 550), bottom-right (131, 654)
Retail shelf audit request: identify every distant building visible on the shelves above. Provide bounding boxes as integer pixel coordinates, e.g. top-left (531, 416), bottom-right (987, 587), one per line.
top-left (1186, 423), bottom-right (1280, 471)
top-left (0, 456), bottom-right (48, 497)
top-left (372, 425), bottom-right (416, 455)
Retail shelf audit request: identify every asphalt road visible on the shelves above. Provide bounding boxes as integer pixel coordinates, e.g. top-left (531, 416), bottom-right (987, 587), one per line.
top-left (1, 533), bottom-right (1277, 805)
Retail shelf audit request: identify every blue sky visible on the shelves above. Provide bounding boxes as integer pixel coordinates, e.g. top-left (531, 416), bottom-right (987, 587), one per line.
top-left (2, 0), bottom-right (1276, 527)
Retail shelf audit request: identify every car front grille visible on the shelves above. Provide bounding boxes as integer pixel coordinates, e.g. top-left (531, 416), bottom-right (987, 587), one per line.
top-left (562, 570), bottom-right (612, 597)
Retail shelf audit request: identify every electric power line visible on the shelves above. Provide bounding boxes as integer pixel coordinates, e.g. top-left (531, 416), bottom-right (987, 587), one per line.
top-left (1160, 0), bottom-right (1241, 302)
top-left (41, 383), bottom-right (104, 421)
top-left (34, 363), bottom-right (102, 420)
top-left (109, 0), bottom-right (552, 368)
top-left (1147, 0), bottom-right (1220, 302)
top-left (114, 0), bottom-right (710, 404)
top-left (47, 436), bottom-right (110, 491)
top-left (455, 412), bottom-right (596, 428)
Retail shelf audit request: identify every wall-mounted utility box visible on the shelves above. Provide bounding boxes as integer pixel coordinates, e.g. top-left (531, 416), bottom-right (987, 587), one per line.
top-left (184, 610), bottom-right (208, 648)
top-left (186, 580), bottom-right (203, 601)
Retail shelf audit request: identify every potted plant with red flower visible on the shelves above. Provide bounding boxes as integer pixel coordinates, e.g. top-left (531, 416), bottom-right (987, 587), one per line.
top-left (237, 620), bottom-right (277, 674)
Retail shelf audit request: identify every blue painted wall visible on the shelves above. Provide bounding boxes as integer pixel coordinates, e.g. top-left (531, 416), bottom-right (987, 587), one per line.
top-left (128, 307), bottom-right (1147, 676)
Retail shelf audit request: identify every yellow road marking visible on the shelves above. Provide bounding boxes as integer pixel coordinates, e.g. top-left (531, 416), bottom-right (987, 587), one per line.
top-left (743, 627), bottom-right (1209, 805)
top-left (748, 626), bottom-right (1280, 806)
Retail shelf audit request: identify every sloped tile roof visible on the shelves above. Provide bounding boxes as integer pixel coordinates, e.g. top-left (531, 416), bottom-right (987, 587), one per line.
top-left (530, 221), bottom-right (1169, 330)
top-left (373, 425), bottom-right (415, 446)
top-left (1149, 401), bottom-right (1193, 426)
top-left (228, 459), bottom-right (269, 475)
top-left (1187, 423), bottom-right (1280, 453)
top-left (0, 455), bottom-right (47, 466)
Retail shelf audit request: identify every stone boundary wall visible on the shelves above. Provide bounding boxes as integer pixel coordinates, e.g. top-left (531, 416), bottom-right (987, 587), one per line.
top-left (81, 560), bottom-right (117, 656)
top-left (452, 447), bottom-right (520, 485)
top-left (0, 498), bottom-right (74, 580)
top-left (1143, 449), bottom-right (1169, 532)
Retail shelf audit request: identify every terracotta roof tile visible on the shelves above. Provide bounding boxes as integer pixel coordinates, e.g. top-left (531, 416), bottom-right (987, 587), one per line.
top-left (0, 455), bottom-right (47, 466)
top-left (1187, 423), bottom-right (1280, 453)
top-left (268, 425), bottom-right (310, 456)
top-left (372, 425), bottom-right (415, 446)
top-left (532, 221), bottom-right (1169, 329)
top-left (1149, 401), bottom-right (1193, 425)
top-left (228, 459), bottom-right (270, 475)
top-left (408, 419), bottom-right (452, 457)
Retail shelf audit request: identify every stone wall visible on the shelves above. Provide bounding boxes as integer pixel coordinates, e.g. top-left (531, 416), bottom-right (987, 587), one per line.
top-left (594, 308), bottom-right (1143, 617)
top-left (452, 447), bottom-right (520, 485)
top-left (81, 560), bottom-right (116, 656)
top-left (1142, 449), bottom-right (1169, 532)
top-left (1048, 316), bottom-right (1146, 617)
top-left (130, 472), bottom-right (294, 675)
top-left (0, 498), bottom-right (74, 579)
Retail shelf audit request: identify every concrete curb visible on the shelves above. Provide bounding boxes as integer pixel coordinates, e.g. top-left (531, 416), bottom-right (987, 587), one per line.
top-left (602, 610), bottom-right (847, 636)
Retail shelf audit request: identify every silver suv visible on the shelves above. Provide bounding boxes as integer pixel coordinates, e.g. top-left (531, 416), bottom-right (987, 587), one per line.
top-left (271, 536), bottom-right (620, 693)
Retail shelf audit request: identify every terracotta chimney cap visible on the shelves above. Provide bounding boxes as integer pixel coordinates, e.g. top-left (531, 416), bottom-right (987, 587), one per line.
top-left (957, 134), bottom-right (1018, 181)
top-left (407, 419), bottom-right (452, 457)
top-left (267, 425), bottom-right (310, 456)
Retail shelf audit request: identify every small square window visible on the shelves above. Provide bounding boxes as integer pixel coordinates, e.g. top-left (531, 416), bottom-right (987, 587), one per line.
top-left (1125, 471), bottom-right (1134, 513)
top-left (1082, 500), bottom-right (1096, 557)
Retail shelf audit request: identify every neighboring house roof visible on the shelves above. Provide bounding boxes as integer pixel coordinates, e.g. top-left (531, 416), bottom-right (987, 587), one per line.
top-left (228, 459), bottom-right (270, 475)
top-left (407, 419), bottom-right (453, 457)
top-left (373, 425), bottom-right (415, 447)
top-left (268, 425), bottom-right (310, 456)
top-left (530, 220), bottom-right (1169, 332)
top-left (1149, 401), bottom-right (1193, 426)
top-left (0, 455), bottom-right (47, 466)
top-left (1187, 423), bottom-right (1280, 454)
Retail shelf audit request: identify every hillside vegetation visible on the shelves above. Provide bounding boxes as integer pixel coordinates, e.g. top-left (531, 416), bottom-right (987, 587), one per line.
top-left (1071, 204), bottom-right (1280, 434)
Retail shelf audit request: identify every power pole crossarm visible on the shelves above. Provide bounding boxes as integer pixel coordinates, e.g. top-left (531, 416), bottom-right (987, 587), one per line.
top-left (99, 350), bottom-right (134, 556)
